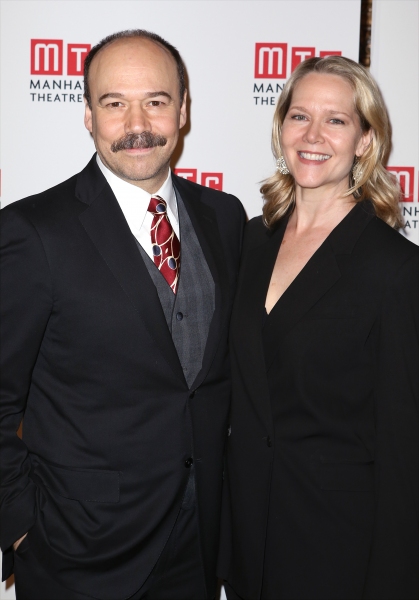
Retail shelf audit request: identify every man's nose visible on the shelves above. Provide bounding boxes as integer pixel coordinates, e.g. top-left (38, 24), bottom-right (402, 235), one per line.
top-left (125, 105), bottom-right (150, 132)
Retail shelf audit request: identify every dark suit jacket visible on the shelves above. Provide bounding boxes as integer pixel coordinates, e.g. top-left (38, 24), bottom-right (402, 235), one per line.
top-left (218, 201), bottom-right (418, 600)
top-left (0, 155), bottom-right (245, 599)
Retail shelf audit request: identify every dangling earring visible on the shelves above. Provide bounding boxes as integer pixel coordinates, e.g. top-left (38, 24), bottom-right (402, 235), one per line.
top-left (276, 155), bottom-right (290, 175)
top-left (352, 157), bottom-right (363, 188)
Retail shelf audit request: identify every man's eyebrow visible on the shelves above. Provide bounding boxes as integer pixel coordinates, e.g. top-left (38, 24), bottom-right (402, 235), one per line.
top-left (145, 91), bottom-right (173, 101)
top-left (98, 92), bottom-right (125, 103)
top-left (98, 91), bottom-right (173, 103)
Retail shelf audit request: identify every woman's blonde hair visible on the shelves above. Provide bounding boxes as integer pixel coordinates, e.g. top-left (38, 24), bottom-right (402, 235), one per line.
top-left (261, 56), bottom-right (403, 229)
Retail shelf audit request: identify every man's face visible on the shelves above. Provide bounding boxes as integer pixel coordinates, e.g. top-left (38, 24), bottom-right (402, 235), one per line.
top-left (84, 37), bottom-right (187, 194)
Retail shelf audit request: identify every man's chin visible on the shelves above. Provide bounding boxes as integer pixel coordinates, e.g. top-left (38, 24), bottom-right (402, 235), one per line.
top-left (111, 164), bottom-right (170, 188)
top-left (118, 169), bottom-right (162, 183)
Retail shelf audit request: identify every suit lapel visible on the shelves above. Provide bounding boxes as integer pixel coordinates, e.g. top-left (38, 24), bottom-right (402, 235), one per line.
top-left (233, 220), bottom-right (287, 430)
top-left (173, 175), bottom-right (225, 289)
top-left (76, 158), bottom-right (185, 382)
top-left (262, 200), bottom-right (375, 372)
top-left (231, 201), bottom-right (375, 431)
top-left (262, 240), bottom-right (341, 370)
top-left (173, 175), bottom-right (230, 388)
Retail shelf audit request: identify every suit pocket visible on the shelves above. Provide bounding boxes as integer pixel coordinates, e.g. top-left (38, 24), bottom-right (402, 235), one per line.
top-left (317, 456), bottom-right (374, 492)
top-left (31, 456), bottom-right (120, 503)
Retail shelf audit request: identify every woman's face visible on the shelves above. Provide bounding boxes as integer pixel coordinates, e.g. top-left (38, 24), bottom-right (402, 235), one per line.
top-left (281, 72), bottom-right (372, 198)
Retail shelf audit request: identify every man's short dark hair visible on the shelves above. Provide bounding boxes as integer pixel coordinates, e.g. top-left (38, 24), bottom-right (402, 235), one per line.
top-left (84, 29), bottom-right (186, 109)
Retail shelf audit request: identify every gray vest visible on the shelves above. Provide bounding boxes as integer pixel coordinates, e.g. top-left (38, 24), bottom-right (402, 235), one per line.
top-left (135, 193), bottom-right (215, 388)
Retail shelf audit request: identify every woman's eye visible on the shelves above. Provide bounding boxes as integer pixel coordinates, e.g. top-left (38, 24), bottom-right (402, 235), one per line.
top-left (291, 114), bottom-right (306, 121)
top-left (330, 118), bottom-right (345, 124)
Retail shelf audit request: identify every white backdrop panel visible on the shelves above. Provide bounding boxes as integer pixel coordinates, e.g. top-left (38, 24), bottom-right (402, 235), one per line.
top-left (0, 1), bottom-right (361, 598)
top-left (1, 0), bottom-right (361, 219)
top-left (370, 0), bottom-right (419, 245)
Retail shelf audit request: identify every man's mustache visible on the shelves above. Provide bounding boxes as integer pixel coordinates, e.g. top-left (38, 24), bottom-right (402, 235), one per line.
top-left (111, 131), bottom-right (167, 153)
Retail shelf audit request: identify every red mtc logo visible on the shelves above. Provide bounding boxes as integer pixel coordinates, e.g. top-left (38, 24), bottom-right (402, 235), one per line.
top-left (174, 169), bottom-right (223, 191)
top-left (31, 39), bottom-right (91, 76)
top-left (254, 43), bottom-right (342, 79)
top-left (387, 167), bottom-right (415, 202)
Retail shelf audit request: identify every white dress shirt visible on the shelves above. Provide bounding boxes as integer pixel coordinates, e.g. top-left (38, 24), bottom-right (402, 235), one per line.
top-left (96, 155), bottom-right (180, 261)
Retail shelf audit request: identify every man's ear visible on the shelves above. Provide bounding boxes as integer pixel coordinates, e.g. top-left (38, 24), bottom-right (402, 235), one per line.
top-left (179, 90), bottom-right (187, 129)
top-left (84, 97), bottom-right (93, 133)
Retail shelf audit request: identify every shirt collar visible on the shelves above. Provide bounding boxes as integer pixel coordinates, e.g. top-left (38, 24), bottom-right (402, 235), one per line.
top-left (96, 154), bottom-right (178, 223)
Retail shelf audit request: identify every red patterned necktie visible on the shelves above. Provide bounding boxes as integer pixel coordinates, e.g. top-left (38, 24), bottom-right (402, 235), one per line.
top-left (147, 195), bottom-right (180, 293)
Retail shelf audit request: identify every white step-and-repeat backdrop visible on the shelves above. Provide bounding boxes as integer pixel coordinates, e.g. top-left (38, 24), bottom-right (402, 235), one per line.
top-left (370, 0), bottom-right (419, 245)
top-left (0, 0), bottom-right (417, 598)
top-left (1, 0), bottom-right (362, 218)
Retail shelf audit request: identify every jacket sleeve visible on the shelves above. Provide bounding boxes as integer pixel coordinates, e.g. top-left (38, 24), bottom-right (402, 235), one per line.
top-left (0, 205), bottom-right (53, 551)
top-left (364, 251), bottom-right (419, 599)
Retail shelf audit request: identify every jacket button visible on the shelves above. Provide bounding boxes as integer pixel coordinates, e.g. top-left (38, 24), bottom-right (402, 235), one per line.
top-left (266, 436), bottom-right (272, 447)
top-left (176, 312), bottom-right (183, 321)
top-left (189, 391), bottom-right (195, 399)
top-left (184, 457), bottom-right (194, 468)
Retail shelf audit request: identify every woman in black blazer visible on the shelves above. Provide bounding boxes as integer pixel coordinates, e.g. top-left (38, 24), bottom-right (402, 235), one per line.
top-left (219, 56), bottom-right (418, 600)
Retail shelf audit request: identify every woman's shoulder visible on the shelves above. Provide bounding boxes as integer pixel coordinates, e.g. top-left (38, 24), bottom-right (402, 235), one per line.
top-left (246, 215), bottom-right (266, 235)
top-left (366, 215), bottom-right (418, 261)
top-left (358, 215), bottom-right (419, 289)
top-left (242, 215), bottom-right (270, 252)
top-left (245, 214), bottom-right (275, 240)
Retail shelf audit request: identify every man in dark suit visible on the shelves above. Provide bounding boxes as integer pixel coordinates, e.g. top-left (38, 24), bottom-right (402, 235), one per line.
top-left (0, 30), bottom-right (245, 600)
